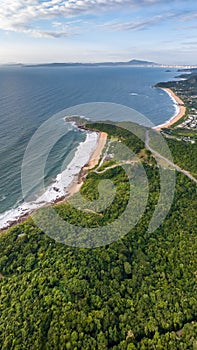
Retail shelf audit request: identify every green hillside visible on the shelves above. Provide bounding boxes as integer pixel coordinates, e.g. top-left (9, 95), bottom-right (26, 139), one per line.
top-left (0, 122), bottom-right (196, 350)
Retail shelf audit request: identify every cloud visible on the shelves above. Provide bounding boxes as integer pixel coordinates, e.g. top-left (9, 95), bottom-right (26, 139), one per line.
top-left (181, 41), bottom-right (197, 46)
top-left (23, 28), bottom-right (71, 38)
top-left (180, 12), bottom-right (197, 22)
top-left (98, 15), bottom-right (166, 32)
top-left (0, 0), bottom-right (194, 38)
top-left (98, 11), bottom-right (196, 32)
top-left (0, 0), bottom-right (90, 37)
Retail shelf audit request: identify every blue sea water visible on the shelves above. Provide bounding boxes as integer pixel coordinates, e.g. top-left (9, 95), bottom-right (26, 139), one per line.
top-left (0, 66), bottom-right (178, 227)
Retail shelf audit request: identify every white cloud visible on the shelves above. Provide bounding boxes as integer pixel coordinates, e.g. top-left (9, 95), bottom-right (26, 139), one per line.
top-left (98, 15), bottom-right (165, 32)
top-left (97, 11), bottom-right (197, 32)
top-left (0, 0), bottom-right (193, 38)
top-left (0, 0), bottom-right (87, 37)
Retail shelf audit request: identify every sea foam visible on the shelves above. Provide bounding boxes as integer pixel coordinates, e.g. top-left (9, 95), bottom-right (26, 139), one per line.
top-left (0, 130), bottom-right (98, 230)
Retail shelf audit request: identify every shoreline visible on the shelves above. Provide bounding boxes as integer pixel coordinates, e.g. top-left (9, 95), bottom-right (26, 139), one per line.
top-left (0, 131), bottom-right (108, 234)
top-left (59, 131), bottom-right (107, 199)
top-left (154, 87), bottom-right (186, 131)
top-left (0, 86), bottom-right (186, 233)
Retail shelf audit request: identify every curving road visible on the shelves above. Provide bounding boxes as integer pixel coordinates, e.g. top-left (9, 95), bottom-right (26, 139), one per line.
top-left (145, 130), bottom-right (197, 184)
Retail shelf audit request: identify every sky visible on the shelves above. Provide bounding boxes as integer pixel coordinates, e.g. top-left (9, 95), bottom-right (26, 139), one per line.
top-left (0, 0), bottom-right (197, 65)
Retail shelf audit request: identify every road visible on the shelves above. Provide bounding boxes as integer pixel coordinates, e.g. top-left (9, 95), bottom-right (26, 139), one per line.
top-left (145, 130), bottom-right (197, 184)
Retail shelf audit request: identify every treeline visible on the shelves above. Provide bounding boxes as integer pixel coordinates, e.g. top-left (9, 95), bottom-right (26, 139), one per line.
top-left (167, 138), bottom-right (197, 177)
top-left (86, 122), bottom-right (146, 154)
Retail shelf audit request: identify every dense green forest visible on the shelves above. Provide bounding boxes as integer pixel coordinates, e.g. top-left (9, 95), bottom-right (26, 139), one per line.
top-left (167, 139), bottom-right (197, 177)
top-left (0, 122), bottom-right (196, 349)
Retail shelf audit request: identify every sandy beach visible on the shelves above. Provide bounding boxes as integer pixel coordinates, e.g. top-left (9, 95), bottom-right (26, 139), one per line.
top-left (0, 131), bottom-right (108, 233)
top-left (65, 131), bottom-right (107, 198)
top-left (154, 88), bottom-right (186, 131)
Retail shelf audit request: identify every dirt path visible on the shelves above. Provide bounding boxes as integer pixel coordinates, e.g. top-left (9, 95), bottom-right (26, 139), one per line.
top-left (94, 160), bottom-right (138, 174)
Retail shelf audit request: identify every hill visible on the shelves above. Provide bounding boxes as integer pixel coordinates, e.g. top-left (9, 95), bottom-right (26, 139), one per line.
top-left (0, 121), bottom-right (196, 349)
top-left (24, 59), bottom-right (158, 68)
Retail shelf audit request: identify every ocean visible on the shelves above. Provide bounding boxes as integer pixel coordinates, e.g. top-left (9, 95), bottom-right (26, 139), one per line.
top-left (0, 66), bottom-right (179, 229)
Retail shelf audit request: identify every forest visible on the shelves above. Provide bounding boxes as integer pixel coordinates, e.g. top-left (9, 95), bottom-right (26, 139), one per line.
top-left (0, 122), bottom-right (196, 349)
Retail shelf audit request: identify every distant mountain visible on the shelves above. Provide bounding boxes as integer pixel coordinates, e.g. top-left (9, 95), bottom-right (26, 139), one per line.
top-left (127, 59), bottom-right (158, 66)
top-left (0, 63), bottom-right (23, 67)
top-left (24, 59), bottom-right (159, 68)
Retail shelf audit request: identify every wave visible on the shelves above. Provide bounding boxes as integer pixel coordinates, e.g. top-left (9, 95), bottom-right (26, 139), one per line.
top-left (163, 89), bottom-right (180, 119)
top-left (0, 195), bottom-right (6, 202)
top-left (129, 92), bottom-right (139, 96)
top-left (0, 130), bottom-right (99, 230)
top-left (153, 88), bottom-right (182, 130)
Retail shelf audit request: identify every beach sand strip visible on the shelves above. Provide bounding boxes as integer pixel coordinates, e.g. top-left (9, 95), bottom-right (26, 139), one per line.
top-left (65, 131), bottom-right (107, 197)
top-left (154, 88), bottom-right (186, 131)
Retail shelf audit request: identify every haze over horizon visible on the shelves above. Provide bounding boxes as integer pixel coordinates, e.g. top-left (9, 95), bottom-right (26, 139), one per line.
top-left (0, 0), bottom-right (197, 65)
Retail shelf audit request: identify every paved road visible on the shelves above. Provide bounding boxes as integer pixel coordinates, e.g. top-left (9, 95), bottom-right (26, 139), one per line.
top-left (145, 130), bottom-right (197, 184)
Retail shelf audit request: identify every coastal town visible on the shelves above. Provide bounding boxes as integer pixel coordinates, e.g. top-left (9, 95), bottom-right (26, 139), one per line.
top-left (156, 70), bottom-right (197, 143)
top-left (178, 112), bottom-right (197, 130)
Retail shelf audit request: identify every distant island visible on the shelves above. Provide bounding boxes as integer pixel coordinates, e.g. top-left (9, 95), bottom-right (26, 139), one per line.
top-left (24, 59), bottom-right (159, 68)
top-left (2, 60), bottom-right (197, 69)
